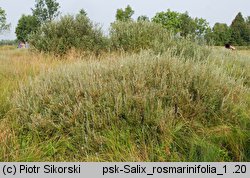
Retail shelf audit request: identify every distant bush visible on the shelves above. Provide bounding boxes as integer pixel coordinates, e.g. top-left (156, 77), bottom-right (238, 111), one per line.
top-left (30, 18), bottom-right (211, 58)
top-left (110, 21), bottom-right (211, 60)
top-left (29, 13), bottom-right (109, 55)
top-left (0, 40), bottom-right (17, 46)
top-left (110, 21), bottom-right (173, 52)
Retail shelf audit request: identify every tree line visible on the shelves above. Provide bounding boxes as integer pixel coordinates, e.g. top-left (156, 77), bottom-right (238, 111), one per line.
top-left (208, 12), bottom-right (250, 46)
top-left (115, 5), bottom-right (250, 46)
top-left (0, 0), bottom-right (250, 46)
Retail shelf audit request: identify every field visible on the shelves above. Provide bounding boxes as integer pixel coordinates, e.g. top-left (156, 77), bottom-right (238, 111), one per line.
top-left (0, 46), bottom-right (249, 161)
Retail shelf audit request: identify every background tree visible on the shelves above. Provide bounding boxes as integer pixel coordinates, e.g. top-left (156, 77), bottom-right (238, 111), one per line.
top-left (246, 16), bottom-right (250, 24)
top-left (179, 12), bottom-right (196, 37)
top-left (230, 12), bottom-right (249, 45)
top-left (116, 5), bottom-right (134, 22)
top-left (245, 16), bottom-right (250, 44)
top-left (0, 7), bottom-right (10, 34)
top-left (15, 15), bottom-right (40, 42)
top-left (32, 0), bottom-right (60, 24)
top-left (211, 23), bottom-right (231, 45)
top-left (204, 27), bottom-right (214, 44)
top-left (152, 9), bottom-right (210, 38)
top-left (79, 9), bottom-right (88, 17)
top-left (204, 12), bottom-right (250, 46)
top-left (194, 18), bottom-right (210, 37)
top-left (137, 15), bottom-right (150, 22)
top-left (246, 16), bottom-right (250, 44)
top-left (152, 9), bottom-right (181, 34)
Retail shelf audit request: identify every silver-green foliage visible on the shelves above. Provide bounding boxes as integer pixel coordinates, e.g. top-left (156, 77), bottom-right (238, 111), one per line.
top-left (29, 13), bottom-right (109, 55)
top-left (10, 50), bottom-right (250, 161)
top-left (110, 21), bottom-right (211, 60)
top-left (110, 21), bottom-right (172, 52)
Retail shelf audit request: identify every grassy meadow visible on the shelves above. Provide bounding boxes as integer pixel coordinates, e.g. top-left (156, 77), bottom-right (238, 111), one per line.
top-left (0, 45), bottom-right (249, 162)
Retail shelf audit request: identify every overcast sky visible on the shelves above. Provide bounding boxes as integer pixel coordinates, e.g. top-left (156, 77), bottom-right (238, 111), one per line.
top-left (1, 0), bottom-right (250, 40)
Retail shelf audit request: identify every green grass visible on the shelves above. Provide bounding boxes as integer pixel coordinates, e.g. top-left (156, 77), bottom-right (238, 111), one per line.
top-left (0, 47), bottom-right (249, 162)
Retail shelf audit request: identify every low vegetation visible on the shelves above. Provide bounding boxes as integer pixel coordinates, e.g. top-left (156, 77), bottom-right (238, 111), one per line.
top-left (0, 1), bottom-right (249, 162)
top-left (0, 45), bottom-right (249, 161)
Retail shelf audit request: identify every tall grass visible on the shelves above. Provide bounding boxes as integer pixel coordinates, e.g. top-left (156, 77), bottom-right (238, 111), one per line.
top-left (1, 48), bottom-right (249, 161)
top-left (0, 47), bottom-right (66, 120)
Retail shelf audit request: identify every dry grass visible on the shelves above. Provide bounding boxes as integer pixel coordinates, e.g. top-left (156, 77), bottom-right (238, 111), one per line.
top-left (0, 47), bottom-right (63, 116)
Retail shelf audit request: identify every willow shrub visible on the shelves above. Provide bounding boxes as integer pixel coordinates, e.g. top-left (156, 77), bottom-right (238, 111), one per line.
top-left (110, 21), bottom-right (172, 52)
top-left (29, 14), bottom-right (109, 55)
top-left (110, 21), bottom-right (211, 60)
top-left (6, 51), bottom-right (250, 161)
